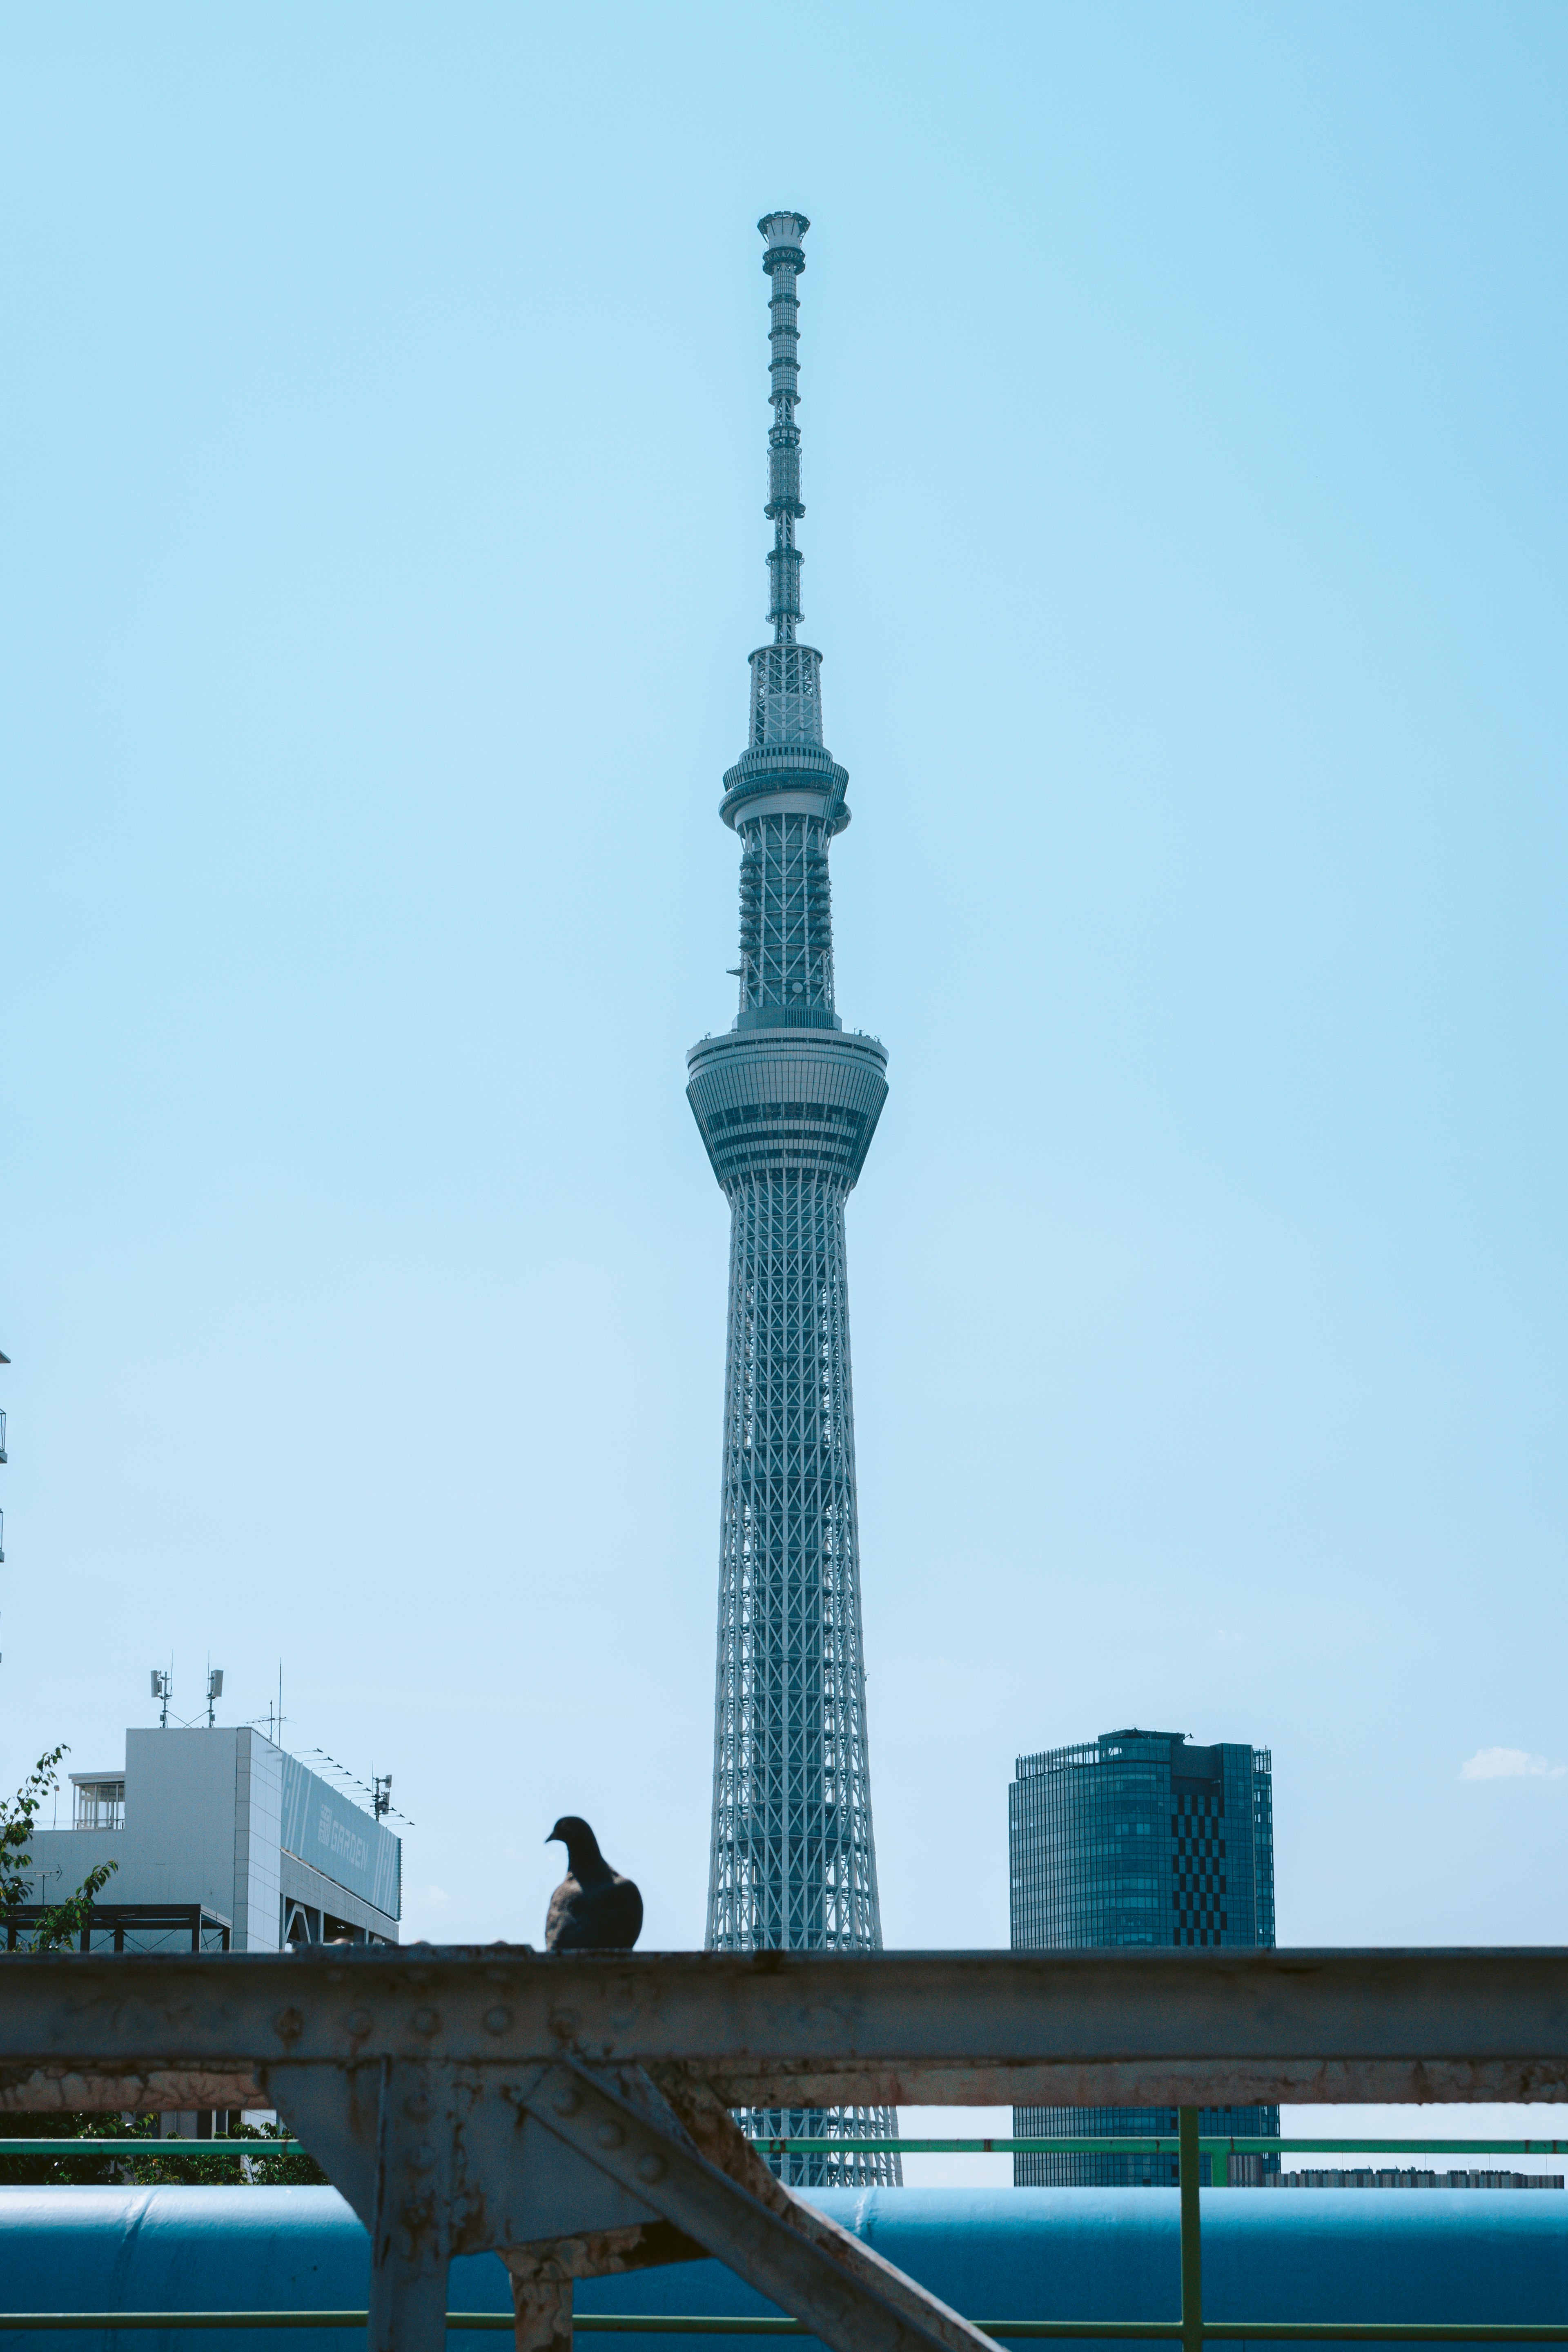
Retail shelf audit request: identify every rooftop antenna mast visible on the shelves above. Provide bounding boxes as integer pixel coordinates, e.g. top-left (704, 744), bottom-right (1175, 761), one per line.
top-left (151, 1666), bottom-right (171, 1729)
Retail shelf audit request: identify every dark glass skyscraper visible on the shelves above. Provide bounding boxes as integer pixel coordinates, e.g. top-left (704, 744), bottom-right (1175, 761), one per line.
top-left (1009, 1728), bottom-right (1279, 2186)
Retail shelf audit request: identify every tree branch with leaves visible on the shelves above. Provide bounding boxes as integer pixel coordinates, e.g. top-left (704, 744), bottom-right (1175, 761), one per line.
top-left (1, 1746), bottom-right (118, 1951)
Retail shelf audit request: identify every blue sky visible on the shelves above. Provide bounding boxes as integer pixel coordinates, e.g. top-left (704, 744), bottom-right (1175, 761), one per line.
top-left (2, 1), bottom-right (1565, 2171)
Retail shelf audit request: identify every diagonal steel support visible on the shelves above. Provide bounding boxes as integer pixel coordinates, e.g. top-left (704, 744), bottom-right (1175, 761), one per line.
top-left (271, 2048), bottom-right (993, 2352)
top-left (518, 2059), bottom-right (993, 2352)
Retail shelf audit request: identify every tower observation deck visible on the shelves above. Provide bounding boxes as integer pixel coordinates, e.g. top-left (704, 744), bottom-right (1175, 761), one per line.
top-left (687, 214), bottom-right (898, 2189)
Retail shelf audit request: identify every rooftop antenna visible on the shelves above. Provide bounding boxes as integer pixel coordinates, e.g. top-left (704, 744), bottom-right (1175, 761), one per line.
top-left (205, 1667), bottom-right (224, 1728)
top-left (304, 1746), bottom-right (414, 1828)
top-left (151, 1667), bottom-right (172, 1729)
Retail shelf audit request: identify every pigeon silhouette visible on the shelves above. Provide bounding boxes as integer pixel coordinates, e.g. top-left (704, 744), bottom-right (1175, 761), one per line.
top-left (544, 1816), bottom-right (644, 1952)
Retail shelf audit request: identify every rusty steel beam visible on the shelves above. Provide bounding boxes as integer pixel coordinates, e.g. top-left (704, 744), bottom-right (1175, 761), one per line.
top-left (4, 1949), bottom-right (1567, 2352)
top-left (1, 1947), bottom-right (1567, 2113)
top-left (514, 2062), bottom-right (993, 2352)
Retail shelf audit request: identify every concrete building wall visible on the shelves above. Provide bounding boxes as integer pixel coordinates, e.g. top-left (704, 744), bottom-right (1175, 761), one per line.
top-left (232, 1732), bottom-right (283, 1952)
top-left (26, 1826), bottom-right (122, 1912)
top-left (24, 1726), bottom-right (396, 1951)
top-left (125, 1730), bottom-right (247, 1921)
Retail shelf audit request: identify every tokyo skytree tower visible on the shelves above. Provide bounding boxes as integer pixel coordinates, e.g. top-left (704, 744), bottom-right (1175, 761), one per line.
top-left (686, 213), bottom-right (899, 2189)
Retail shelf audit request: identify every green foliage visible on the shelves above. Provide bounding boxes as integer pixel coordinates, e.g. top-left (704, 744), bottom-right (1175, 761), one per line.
top-left (0, 2115), bottom-right (327, 2187)
top-left (0, 1746), bottom-right (67, 1914)
top-left (0, 2112), bottom-right (160, 2187)
top-left (28, 1858), bottom-right (121, 1953)
top-left (225, 2119), bottom-right (329, 2186)
top-left (0, 1746), bottom-right (120, 1946)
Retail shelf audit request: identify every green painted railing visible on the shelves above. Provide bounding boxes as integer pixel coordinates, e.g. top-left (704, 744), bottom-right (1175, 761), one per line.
top-left (5, 2136), bottom-right (1565, 2159)
top-left (2, 2110), bottom-right (1565, 2341)
top-left (0, 2141), bottom-right (306, 2157)
top-left (0, 2319), bottom-right (1565, 2341)
top-left (753, 2139), bottom-right (1568, 2160)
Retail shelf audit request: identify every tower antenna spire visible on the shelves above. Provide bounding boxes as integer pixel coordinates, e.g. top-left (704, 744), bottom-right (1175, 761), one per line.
top-left (760, 210), bottom-right (808, 647)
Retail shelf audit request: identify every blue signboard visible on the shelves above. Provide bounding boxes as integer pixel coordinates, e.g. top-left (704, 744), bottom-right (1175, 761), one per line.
top-left (281, 1754), bottom-right (401, 1919)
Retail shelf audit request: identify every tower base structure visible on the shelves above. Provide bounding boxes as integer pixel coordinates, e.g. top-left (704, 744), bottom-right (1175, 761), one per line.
top-left (690, 1031), bottom-right (900, 2188)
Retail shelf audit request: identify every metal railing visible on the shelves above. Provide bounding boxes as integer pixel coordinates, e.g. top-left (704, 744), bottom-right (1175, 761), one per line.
top-left (7, 2132), bottom-right (1566, 2164)
top-left (5, 2114), bottom-right (1568, 2339)
top-left (3, 2327), bottom-right (1568, 2343)
top-left (758, 2136), bottom-right (1568, 2160)
top-left (2, 1903), bottom-right (231, 1955)
top-left (2, 1947), bottom-right (1567, 2352)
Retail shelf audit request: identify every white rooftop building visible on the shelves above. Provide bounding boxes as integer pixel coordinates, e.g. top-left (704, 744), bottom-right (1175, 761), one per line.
top-left (20, 1727), bottom-right (401, 1950)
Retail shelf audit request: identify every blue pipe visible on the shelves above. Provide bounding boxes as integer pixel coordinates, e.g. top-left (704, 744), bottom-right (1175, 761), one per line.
top-left (0, 2187), bottom-right (1563, 2349)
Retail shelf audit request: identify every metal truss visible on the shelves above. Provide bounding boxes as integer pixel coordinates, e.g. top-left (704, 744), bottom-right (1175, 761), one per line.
top-left (736, 813), bottom-right (835, 1019)
top-left (688, 215), bottom-right (897, 2182)
top-left (2, 1947), bottom-right (1566, 2350)
top-left (706, 1167), bottom-right (893, 2186)
top-left (708, 1170), bottom-right (877, 1958)
top-left (748, 641), bottom-right (823, 752)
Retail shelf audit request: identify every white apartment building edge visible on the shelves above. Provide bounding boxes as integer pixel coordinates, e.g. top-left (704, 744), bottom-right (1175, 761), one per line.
top-left (24, 1727), bottom-right (401, 1949)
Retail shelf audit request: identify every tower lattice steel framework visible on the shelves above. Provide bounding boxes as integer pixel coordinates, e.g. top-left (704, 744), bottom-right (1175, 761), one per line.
top-left (687, 213), bottom-right (899, 2189)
